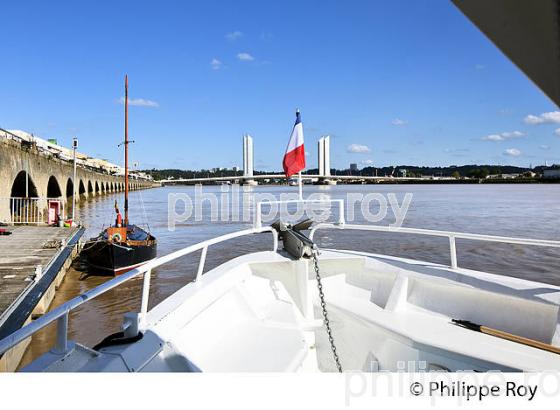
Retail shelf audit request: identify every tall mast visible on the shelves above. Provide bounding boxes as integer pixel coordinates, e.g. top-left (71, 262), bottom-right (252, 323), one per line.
top-left (124, 74), bottom-right (129, 226)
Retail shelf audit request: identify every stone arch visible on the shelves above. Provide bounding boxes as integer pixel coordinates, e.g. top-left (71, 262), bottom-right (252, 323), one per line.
top-left (95, 181), bottom-right (100, 194)
top-left (65, 178), bottom-right (75, 218)
top-left (66, 178), bottom-right (74, 198)
top-left (11, 171), bottom-right (38, 198)
top-left (79, 180), bottom-right (86, 197)
top-left (47, 176), bottom-right (62, 198)
top-left (10, 171), bottom-right (39, 223)
top-left (87, 180), bottom-right (93, 194)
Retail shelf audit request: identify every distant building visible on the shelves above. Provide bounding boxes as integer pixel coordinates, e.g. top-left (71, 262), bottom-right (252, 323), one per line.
top-left (544, 169), bottom-right (560, 178)
top-left (487, 173), bottom-right (520, 179)
top-left (350, 163), bottom-right (358, 171)
top-left (4, 129), bottom-right (127, 177)
top-left (399, 169), bottom-right (407, 178)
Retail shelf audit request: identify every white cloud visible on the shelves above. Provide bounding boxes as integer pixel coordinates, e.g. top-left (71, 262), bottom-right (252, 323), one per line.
top-left (481, 134), bottom-right (504, 142)
top-left (444, 148), bottom-right (469, 155)
top-left (360, 159), bottom-right (374, 166)
top-left (524, 111), bottom-right (560, 124)
top-left (540, 145), bottom-right (551, 150)
top-left (210, 58), bottom-right (223, 70)
top-left (347, 144), bottom-right (370, 153)
top-left (481, 130), bottom-right (524, 141)
top-left (555, 128), bottom-right (560, 137)
top-left (391, 118), bottom-right (407, 126)
top-left (225, 31), bottom-right (242, 41)
top-left (118, 97), bottom-right (159, 107)
top-left (502, 131), bottom-right (524, 138)
top-left (237, 52), bottom-right (254, 61)
top-left (503, 148), bottom-right (521, 157)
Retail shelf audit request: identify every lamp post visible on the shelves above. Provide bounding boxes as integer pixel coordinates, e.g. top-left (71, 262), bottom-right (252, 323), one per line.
top-left (72, 137), bottom-right (78, 222)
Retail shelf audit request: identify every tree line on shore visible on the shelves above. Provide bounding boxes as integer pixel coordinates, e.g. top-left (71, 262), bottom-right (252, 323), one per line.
top-left (142, 164), bottom-right (558, 181)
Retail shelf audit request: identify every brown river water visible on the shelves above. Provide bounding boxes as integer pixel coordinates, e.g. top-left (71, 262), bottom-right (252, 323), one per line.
top-left (20, 184), bottom-right (560, 367)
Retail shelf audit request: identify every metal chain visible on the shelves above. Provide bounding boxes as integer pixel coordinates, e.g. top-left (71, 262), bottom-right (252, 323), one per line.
top-left (311, 249), bottom-right (342, 373)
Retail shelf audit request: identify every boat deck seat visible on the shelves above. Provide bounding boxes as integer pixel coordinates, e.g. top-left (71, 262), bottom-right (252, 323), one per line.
top-left (164, 275), bottom-right (308, 372)
top-left (318, 274), bottom-right (560, 371)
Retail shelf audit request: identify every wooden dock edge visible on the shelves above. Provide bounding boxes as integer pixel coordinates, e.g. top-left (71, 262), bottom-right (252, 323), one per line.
top-left (0, 227), bottom-right (85, 372)
top-left (32, 233), bottom-right (83, 316)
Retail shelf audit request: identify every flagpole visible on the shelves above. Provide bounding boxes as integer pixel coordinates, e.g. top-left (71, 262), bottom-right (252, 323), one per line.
top-left (283, 108), bottom-right (305, 200)
top-left (298, 171), bottom-right (303, 200)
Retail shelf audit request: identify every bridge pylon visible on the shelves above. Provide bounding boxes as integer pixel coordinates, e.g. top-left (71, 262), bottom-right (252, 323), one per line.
top-left (242, 134), bottom-right (257, 185)
top-left (317, 135), bottom-right (336, 185)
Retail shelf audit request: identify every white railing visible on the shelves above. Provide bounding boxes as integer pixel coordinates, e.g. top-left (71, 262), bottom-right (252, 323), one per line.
top-left (309, 223), bottom-right (560, 270)
top-left (254, 198), bottom-right (560, 271)
top-left (2, 197), bottom-right (64, 225)
top-left (0, 226), bottom-right (278, 357)
top-left (2, 197), bottom-right (559, 361)
top-left (0, 128), bottom-right (26, 143)
top-left (9, 197), bottom-right (46, 224)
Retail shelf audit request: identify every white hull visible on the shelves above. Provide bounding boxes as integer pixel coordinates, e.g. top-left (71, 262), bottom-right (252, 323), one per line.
top-left (21, 247), bottom-right (560, 372)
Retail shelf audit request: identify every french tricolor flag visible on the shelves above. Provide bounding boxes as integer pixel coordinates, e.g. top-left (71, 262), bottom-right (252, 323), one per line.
top-left (283, 110), bottom-right (306, 177)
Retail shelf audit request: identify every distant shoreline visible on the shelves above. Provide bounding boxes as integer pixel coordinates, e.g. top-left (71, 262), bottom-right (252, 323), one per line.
top-left (160, 178), bottom-right (560, 186)
top-left (351, 178), bottom-right (560, 185)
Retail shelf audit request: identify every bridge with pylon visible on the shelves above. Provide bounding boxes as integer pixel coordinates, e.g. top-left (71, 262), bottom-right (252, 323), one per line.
top-left (160, 135), bottom-right (421, 185)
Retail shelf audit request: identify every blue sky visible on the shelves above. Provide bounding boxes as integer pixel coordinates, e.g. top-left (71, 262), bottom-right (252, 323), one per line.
top-left (2, 0), bottom-right (560, 170)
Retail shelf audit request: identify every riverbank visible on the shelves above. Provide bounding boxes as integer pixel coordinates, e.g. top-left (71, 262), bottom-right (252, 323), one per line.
top-left (163, 177), bottom-right (560, 186)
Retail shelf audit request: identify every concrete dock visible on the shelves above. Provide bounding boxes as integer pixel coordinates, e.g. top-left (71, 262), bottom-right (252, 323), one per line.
top-left (0, 225), bottom-right (84, 371)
